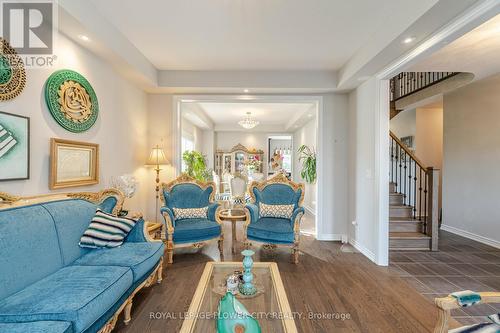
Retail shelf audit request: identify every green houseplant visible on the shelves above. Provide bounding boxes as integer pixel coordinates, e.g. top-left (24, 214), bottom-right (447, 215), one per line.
top-left (182, 150), bottom-right (212, 181)
top-left (298, 144), bottom-right (316, 184)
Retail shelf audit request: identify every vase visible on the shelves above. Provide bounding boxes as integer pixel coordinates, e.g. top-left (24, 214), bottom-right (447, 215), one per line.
top-left (217, 292), bottom-right (261, 333)
top-left (239, 249), bottom-right (257, 296)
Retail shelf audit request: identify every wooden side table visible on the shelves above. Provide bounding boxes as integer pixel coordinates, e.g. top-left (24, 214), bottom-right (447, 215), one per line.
top-left (146, 221), bottom-right (163, 240)
top-left (218, 208), bottom-right (247, 254)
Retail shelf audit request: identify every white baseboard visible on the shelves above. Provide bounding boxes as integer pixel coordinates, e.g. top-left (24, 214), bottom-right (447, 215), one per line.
top-left (441, 224), bottom-right (500, 250)
top-left (349, 238), bottom-right (376, 263)
top-left (316, 233), bottom-right (346, 242)
top-left (303, 205), bottom-right (316, 216)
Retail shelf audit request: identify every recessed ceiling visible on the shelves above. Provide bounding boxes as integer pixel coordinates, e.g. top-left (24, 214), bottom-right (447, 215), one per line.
top-left (183, 102), bottom-right (315, 131)
top-left (90, 0), bottom-right (417, 71)
top-left (410, 14), bottom-right (500, 81)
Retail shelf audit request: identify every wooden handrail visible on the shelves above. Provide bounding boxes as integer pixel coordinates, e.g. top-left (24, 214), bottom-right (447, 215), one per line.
top-left (389, 131), bottom-right (428, 171)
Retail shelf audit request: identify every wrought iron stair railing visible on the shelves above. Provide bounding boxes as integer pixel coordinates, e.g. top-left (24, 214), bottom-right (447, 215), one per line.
top-left (390, 131), bottom-right (439, 250)
top-left (390, 72), bottom-right (459, 102)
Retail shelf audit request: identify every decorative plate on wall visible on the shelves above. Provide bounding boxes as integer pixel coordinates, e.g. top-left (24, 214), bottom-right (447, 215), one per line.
top-left (45, 69), bottom-right (99, 132)
top-left (0, 38), bottom-right (27, 101)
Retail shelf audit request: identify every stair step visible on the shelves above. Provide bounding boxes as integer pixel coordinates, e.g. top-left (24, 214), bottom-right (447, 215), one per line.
top-left (389, 218), bottom-right (423, 232)
top-left (389, 232), bottom-right (431, 250)
top-left (390, 205), bottom-right (413, 218)
top-left (389, 182), bottom-right (396, 193)
top-left (389, 193), bottom-right (404, 205)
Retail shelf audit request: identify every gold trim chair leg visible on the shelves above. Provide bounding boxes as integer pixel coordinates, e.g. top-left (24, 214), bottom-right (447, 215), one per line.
top-left (157, 257), bottom-right (164, 284)
top-left (167, 236), bottom-right (174, 265)
top-left (218, 234), bottom-right (224, 261)
top-left (123, 299), bottom-right (133, 325)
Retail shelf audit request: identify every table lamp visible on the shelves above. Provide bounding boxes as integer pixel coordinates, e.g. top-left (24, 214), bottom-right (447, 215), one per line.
top-left (146, 145), bottom-right (169, 222)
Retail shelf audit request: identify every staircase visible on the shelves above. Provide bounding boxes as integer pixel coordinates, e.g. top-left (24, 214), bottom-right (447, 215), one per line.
top-left (389, 182), bottom-right (431, 250)
top-left (389, 132), bottom-right (439, 251)
top-left (388, 72), bottom-right (450, 251)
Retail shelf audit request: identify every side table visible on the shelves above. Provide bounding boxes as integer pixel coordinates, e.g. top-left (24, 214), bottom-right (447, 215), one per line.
top-left (217, 208), bottom-right (247, 254)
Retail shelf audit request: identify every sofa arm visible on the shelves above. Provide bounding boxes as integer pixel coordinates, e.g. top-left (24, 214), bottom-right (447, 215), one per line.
top-left (245, 203), bottom-right (259, 225)
top-left (124, 217), bottom-right (148, 242)
top-left (208, 202), bottom-right (220, 221)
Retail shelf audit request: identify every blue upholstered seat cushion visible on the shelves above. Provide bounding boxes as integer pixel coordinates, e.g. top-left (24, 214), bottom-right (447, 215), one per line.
top-left (247, 217), bottom-right (294, 244)
top-left (173, 218), bottom-right (221, 243)
top-left (0, 265), bottom-right (133, 333)
top-left (0, 321), bottom-right (73, 333)
top-left (73, 242), bottom-right (164, 282)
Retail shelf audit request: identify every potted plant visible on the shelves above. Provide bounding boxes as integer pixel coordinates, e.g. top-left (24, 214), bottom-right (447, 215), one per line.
top-left (182, 150), bottom-right (212, 181)
top-left (298, 144), bottom-right (316, 184)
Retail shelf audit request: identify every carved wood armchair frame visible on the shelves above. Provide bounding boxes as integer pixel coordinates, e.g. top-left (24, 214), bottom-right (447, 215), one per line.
top-left (243, 173), bottom-right (305, 264)
top-left (160, 173), bottom-right (224, 264)
top-left (434, 292), bottom-right (500, 333)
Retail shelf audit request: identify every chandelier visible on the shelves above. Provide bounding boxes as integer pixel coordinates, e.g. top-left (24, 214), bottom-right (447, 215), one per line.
top-left (238, 112), bottom-right (259, 129)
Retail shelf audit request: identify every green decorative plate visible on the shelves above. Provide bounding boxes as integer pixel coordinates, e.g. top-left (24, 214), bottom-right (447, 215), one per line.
top-left (0, 38), bottom-right (27, 101)
top-left (44, 69), bottom-right (98, 133)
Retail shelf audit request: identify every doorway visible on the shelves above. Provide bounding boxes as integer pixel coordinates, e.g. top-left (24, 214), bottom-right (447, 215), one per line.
top-left (172, 95), bottom-right (321, 237)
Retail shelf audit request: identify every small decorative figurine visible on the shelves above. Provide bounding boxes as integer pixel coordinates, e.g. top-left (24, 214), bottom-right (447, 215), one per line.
top-left (226, 272), bottom-right (240, 295)
top-left (239, 250), bottom-right (257, 296)
top-left (217, 292), bottom-right (261, 333)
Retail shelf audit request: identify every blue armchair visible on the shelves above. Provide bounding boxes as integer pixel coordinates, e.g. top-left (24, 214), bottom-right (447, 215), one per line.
top-left (243, 173), bottom-right (305, 264)
top-left (160, 174), bottom-right (223, 264)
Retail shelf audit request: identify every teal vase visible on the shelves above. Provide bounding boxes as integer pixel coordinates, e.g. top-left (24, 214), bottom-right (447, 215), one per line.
top-left (217, 292), bottom-right (261, 333)
top-left (239, 250), bottom-right (257, 296)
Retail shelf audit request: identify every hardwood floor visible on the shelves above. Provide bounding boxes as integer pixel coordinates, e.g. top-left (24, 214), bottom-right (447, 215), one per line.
top-left (115, 221), bottom-right (458, 333)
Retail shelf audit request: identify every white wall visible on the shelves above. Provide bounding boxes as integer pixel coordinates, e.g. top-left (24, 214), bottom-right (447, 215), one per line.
top-left (347, 78), bottom-right (390, 265)
top-left (416, 107), bottom-right (443, 209)
top-left (146, 94), bottom-right (176, 220)
top-left (318, 93), bottom-right (349, 241)
top-left (348, 79), bottom-right (377, 259)
top-left (0, 33), bottom-right (150, 217)
top-left (293, 118), bottom-right (317, 214)
top-left (442, 73), bottom-right (500, 247)
top-left (390, 108), bottom-right (416, 146)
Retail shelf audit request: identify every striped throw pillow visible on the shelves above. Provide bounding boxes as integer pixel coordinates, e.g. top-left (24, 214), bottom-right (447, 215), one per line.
top-left (79, 209), bottom-right (137, 248)
top-left (259, 202), bottom-right (294, 219)
top-left (173, 206), bottom-right (208, 220)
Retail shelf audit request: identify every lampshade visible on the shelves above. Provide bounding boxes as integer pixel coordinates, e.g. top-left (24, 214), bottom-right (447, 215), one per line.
top-left (146, 145), bottom-right (169, 166)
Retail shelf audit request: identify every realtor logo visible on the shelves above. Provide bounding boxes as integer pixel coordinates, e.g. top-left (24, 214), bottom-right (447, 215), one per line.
top-left (1, 0), bottom-right (57, 68)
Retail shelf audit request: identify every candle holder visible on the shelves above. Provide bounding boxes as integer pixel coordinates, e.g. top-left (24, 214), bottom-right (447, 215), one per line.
top-left (239, 249), bottom-right (257, 296)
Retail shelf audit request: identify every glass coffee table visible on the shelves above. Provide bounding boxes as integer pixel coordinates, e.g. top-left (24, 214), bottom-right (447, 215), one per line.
top-left (179, 262), bottom-right (298, 333)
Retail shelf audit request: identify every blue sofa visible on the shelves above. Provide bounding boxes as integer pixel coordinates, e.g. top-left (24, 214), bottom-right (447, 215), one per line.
top-left (160, 174), bottom-right (223, 264)
top-left (244, 173), bottom-right (305, 264)
top-left (0, 190), bottom-right (164, 333)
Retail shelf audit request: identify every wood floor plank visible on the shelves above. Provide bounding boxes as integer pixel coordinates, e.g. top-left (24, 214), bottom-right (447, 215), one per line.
top-left (115, 221), bottom-right (456, 333)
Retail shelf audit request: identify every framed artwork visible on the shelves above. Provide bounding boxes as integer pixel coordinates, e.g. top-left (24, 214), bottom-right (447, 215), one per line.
top-left (50, 138), bottom-right (99, 189)
top-left (0, 111), bottom-right (29, 181)
top-left (400, 136), bottom-right (415, 150)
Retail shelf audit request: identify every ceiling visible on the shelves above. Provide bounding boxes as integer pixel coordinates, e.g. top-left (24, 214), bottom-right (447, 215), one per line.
top-left (90, 0), bottom-right (430, 71)
top-left (410, 14), bottom-right (500, 81)
top-left (182, 102), bottom-right (315, 132)
top-left (58, 0), bottom-right (498, 92)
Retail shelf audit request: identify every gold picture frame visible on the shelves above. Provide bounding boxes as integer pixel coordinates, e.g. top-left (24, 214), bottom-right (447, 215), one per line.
top-left (50, 138), bottom-right (99, 189)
